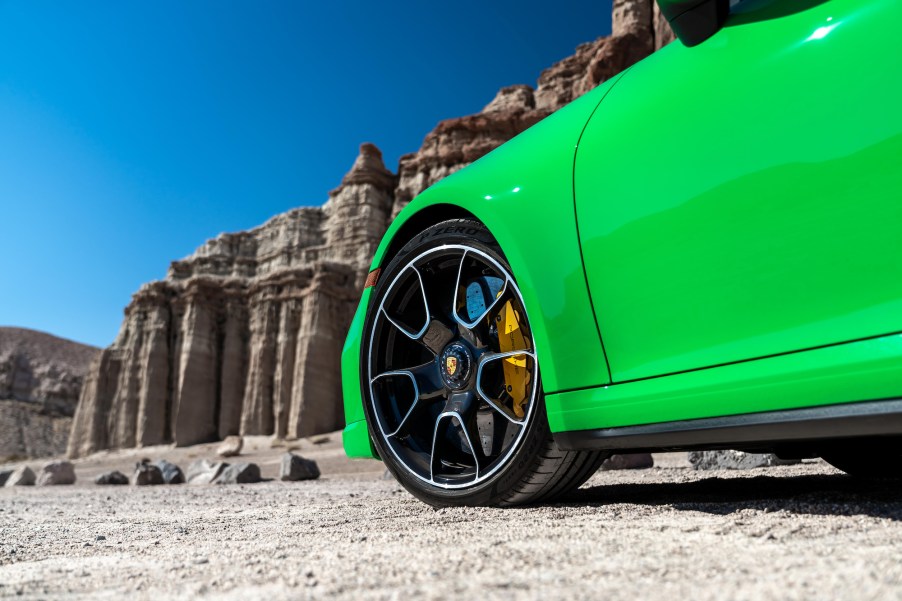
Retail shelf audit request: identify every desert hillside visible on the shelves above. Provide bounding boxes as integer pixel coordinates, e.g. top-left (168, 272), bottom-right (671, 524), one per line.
top-left (0, 327), bottom-right (99, 459)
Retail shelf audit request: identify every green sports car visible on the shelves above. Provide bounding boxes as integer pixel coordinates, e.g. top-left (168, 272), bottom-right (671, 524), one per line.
top-left (341, 0), bottom-right (902, 506)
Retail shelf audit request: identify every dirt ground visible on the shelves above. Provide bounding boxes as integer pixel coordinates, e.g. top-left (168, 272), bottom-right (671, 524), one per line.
top-left (2, 435), bottom-right (901, 600)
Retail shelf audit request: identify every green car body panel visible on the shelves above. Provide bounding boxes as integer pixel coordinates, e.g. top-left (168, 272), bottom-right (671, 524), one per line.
top-left (343, 0), bottom-right (902, 459)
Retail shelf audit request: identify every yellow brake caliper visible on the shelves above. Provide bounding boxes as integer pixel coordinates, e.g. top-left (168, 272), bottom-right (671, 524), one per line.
top-left (496, 300), bottom-right (531, 418)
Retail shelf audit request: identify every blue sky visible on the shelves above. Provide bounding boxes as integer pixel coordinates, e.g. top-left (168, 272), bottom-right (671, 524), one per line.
top-left (0, 1), bottom-right (612, 348)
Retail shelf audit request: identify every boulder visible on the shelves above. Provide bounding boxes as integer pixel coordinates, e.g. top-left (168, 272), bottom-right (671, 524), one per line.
top-left (600, 453), bottom-right (654, 471)
top-left (154, 460), bottom-right (185, 484)
top-left (132, 460), bottom-right (164, 485)
top-left (37, 460), bottom-right (76, 485)
top-left (0, 469), bottom-right (12, 486)
top-left (280, 453), bottom-right (320, 481)
top-left (214, 462), bottom-right (262, 484)
top-left (94, 470), bottom-right (129, 485)
top-left (4, 466), bottom-right (36, 486)
top-left (688, 451), bottom-right (801, 470)
top-left (186, 459), bottom-right (230, 485)
top-left (216, 435), bottom-right (243, 458)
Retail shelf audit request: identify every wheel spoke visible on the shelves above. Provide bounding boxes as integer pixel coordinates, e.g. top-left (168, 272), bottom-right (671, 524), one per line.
top-left (458, 418), bottom-right (482, 478)
top-left (429, 413), bottom-right (451, 482)
top-left (430, 405), bottom-right (482, 483)
top-left (381, 265), bottom-right (431, 340)
top-left (371, 362), bottom-right (444, 437)
top-left (451, 251), bottom-right (511, 330)
top-left (405, 361), bottom-right (445, 400)
top-left (430, 391), bottom-right (481, 482)
top-left (476, 350), bottom-right (536, 425)
top-left (382, 263), bottom-right (458, 355)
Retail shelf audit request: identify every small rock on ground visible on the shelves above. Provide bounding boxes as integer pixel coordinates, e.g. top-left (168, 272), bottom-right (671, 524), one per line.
top-left (216, 435), bottom-right (243, 458)
top-left (94, 470), bottom-right (129, 485)
top-left (37, 460), bottom-right (76, 485)
top-left (689, 450), bottom-right (801, 470)
top-left (187, 459), bottom-right (230, 485)
top-left (133, 461), bottom-right (164, 485)
top-left (280, 453), bottom-right (320, 481)
top-left (154, 460), bottom-right (185, 484)
top-left (601, 453), bottom-right (654, 471)
top-left (3, 465), bottom-right (35, 486)
top-left (215, 462), bottom-right (261, 484)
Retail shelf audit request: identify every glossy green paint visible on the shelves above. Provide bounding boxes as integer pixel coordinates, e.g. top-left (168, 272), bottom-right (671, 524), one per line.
top-left (342, 287), bottom-right (372, 457)
top-left (575, 0), bottom-right (902, 384)
top-left (547, 332), bottom-right (902, 432)
top-left (342, 419), bottom-right (374, 458)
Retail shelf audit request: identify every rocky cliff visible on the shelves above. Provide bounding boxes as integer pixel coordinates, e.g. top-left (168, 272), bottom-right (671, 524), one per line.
top-left (68, 145), bottom-right (396, 456)
top-left (0, 327), bottom-right (99, 459)
top-left (68, 0), bottom-right (673, 458)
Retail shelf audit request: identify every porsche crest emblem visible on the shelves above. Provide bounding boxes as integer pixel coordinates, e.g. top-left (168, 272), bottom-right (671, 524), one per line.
top-left (446, 356), bottom-right (458, 376)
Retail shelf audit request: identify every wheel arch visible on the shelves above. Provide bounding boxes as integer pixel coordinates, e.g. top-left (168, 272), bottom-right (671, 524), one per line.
top-left (371, 177), bottom-right (608, 397)
top-left (378, 203), bottom-right (481, 270)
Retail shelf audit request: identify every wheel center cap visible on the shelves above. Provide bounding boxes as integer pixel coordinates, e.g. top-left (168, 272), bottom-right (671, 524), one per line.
top-left (440, 343), bottom-right (472, 389)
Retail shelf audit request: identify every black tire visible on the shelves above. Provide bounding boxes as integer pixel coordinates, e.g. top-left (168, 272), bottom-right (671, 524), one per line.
top-left (821, 437), bottom-right (902, 479)
top-left (361, 218), bottom-right (607, 507)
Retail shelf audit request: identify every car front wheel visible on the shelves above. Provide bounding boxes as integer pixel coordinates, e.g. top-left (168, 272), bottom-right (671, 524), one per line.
top-left (361, 218), bottom-right (607, 507)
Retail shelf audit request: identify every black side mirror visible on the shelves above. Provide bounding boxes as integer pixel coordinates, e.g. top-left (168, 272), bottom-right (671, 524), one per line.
top-left (657, 0), bottom-right (730, 46)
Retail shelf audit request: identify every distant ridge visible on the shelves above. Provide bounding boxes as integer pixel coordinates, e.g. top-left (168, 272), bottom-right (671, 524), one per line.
top-left (0, 327), bottom-right (99, 378)
top-left (0, 326), bottom-right (99, 460)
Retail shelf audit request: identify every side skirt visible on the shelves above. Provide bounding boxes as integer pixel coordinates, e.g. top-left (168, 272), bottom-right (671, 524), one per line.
top-left (554, 399), bottom-right (902, 453)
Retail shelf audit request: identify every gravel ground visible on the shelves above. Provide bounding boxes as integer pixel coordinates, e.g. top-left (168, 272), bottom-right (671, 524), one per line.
top-left (2, 437), bottom-right (902, 600)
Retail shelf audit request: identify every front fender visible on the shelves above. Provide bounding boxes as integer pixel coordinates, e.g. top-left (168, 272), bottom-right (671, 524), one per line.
top-left (374, 76), bottom-right (624, 395)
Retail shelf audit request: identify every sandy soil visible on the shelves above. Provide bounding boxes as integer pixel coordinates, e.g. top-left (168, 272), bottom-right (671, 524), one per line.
top-left (2, 436), bottom-right (901, 600)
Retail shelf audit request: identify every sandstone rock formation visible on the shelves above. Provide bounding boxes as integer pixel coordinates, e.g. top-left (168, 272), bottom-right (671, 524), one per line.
top-left (68, 143), bottom-right (396, 458)
top-left (0, 327), bottom-right (99, 459)
top-left (69, 1), bottom-right (673, 458)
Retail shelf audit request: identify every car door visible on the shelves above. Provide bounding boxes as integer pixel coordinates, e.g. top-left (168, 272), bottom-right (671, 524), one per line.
top-left (574, 0), bottom-right (902, 383)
